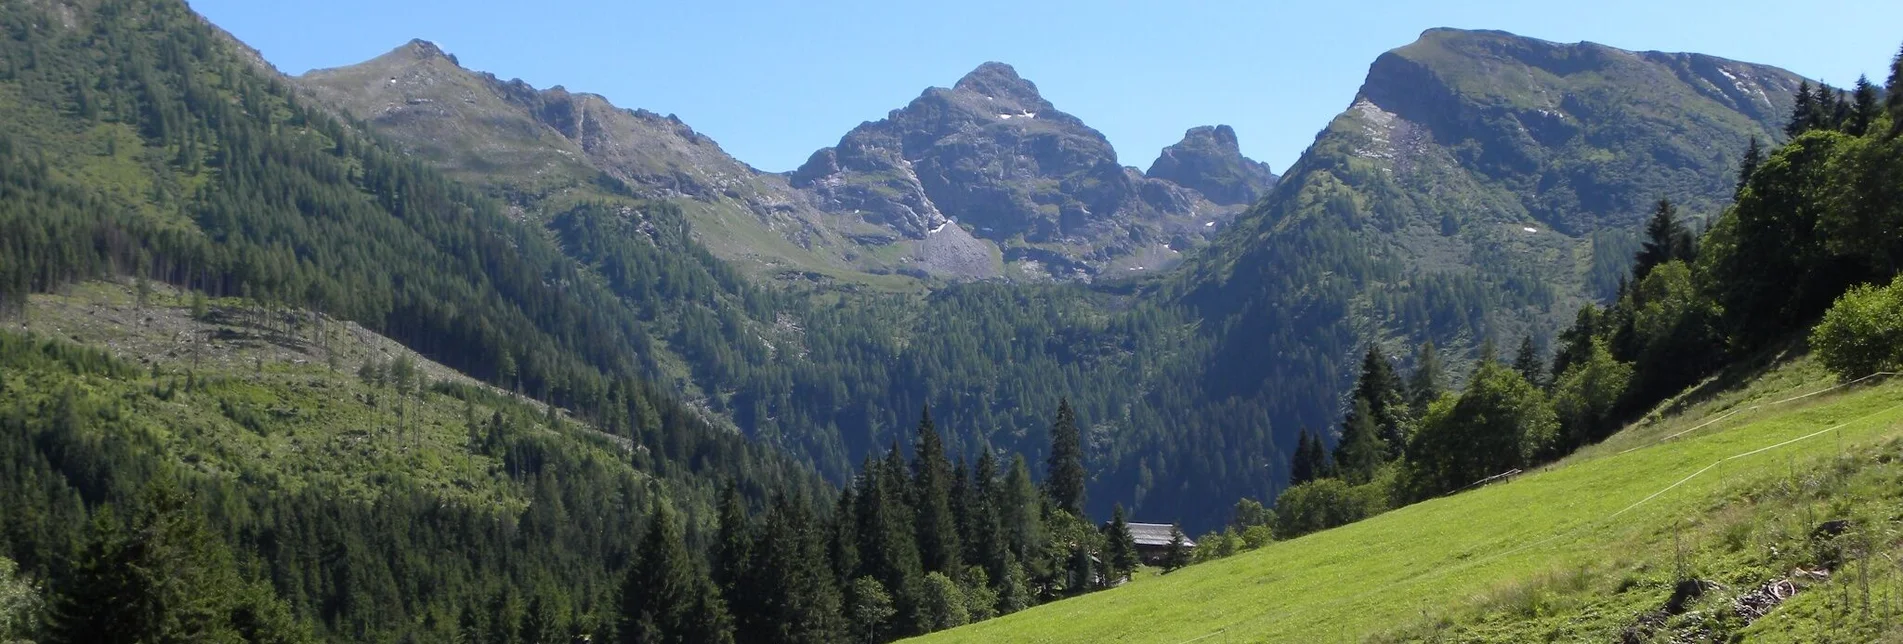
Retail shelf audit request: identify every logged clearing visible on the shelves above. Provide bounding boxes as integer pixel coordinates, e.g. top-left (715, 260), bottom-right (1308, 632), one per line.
top-left (916, 359), bottom-right (1903, 642)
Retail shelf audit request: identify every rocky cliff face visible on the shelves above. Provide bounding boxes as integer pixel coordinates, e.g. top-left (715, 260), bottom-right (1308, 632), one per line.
top-left (791, 62), bottom-right (1275, 278)
top-left (1147, 125), bottom-right (1278, 206)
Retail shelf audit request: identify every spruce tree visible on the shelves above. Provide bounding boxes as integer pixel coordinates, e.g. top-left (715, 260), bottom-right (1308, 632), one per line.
top-left (1044, 398), bottom-right (1087, 517)
top-left (739, 494), bottom-right (846, 644)
top-left (1347, 345), bottom-right (1408, 458)
top-left (1888, 43), bottom-right (1903, 137)
top-left (1812, 82), bottom-right (1838, 131)
top-left (998, 455), bottom-right (1045, 576)
top-left (1549, 306), bottom-right (1600, 385)
top-left (828, 487), bottom-right (860, 591)
top-left (1829, 85), bottom-right (1852, 130)
top-left (1332, 397), bottom-right (1384, 484)
top-left (1634, 198), bottom-right (1689, 281)
top-left (1850, 75), bottom-right (1880, 136)
top-left (1407, 341), bottom-right (1443, 416)
top-left (1162, 523), bottom-right (1191, 572)
top-left (854, 453), bottom-right (923, 637)
top-left (711, 481), bottom-right (752, 606)
top-left (1736, 136), bottom-right (1762, 196)
top-left (1511, 335), bottom-right (1544, 386)
top-left (1102, 504), bottom-right (1138, 582)
top-left (910, 407), bottom-right (962, 576)
top-left (966, 452), bottom-right (1005, 581)
top-left (1787, 80), bottom-right (1815, 137)
top-left (1289, 429), bottom-right (1318, 486)
top-left (619, 502), bottom-right (734, 644)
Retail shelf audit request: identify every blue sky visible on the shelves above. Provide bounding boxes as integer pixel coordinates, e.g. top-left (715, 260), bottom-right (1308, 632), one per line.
top-left (191, 0), bottom-right (1901, 174)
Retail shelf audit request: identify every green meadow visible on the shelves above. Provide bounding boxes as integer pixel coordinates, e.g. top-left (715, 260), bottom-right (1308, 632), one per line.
top-left (917, 359), bottom-right (1903, 642)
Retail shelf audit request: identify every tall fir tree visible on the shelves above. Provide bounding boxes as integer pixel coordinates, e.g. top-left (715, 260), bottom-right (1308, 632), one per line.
top-left (967, 451), bottom-right (1006, 582)
top-left (998, 455), bottom-right (1045, 577)
top-left (1787, 80), bottom-right (1816, 137)
top-left (1849, 75), bottom-right (1880, 136)
top-left (1289, 429), bottom-right (1319, 486)
top-left (828, 487), bottom-right (861, 592)
top-left (1407, 341), bottom-right (1443, 417)
top-left (711, 481), bottom-right (752, 608)
top-left (1102, 504), bottom-right (1139, 582)
top-left (738, 494), bottom-right (846, 644)
top-left (1332, 397), bottom-right (1385, 484)
top-left (1736, 136), bottom-right (1763, 196)
top-left (1162, 523), bottom-right (1191, 572)
top-left (619, 501), bottom-right (734, 644)
top-left (853, 453), bottom-right (923, 637)
top-left (1829, 85), bottom-right (1852, 130)
top-left (1888, 43), bottom-right (1903, 137)
top-left (1634, 199), bottom-right (1693, 280)
top-left (1511, 336), bottom-right (1544, 386)
top-left (48, 483), bottom-right (286, 644)
top-left (1549, 306), bottom-right (1600, 385)
top-left (1044, 398), bottom-right (1087, 517)
top-left (909, 407), bottom-right (962, 576)
top-left (1347, 345), bottom-right (1408, 458)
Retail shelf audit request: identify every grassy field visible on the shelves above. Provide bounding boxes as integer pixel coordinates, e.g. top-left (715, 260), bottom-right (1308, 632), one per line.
top-left (915, 358), bottom-right (1903, 642)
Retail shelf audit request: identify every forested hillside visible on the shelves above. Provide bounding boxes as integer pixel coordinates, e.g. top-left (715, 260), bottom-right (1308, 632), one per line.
top-left (0, 0), bottom-right (825, 639)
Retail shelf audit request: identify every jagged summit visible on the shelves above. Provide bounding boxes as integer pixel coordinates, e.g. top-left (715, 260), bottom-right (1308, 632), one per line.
top-left (951, 61), bottom-right (1045, 107)
top-left (1146, 125), bottom-right (1277, 206)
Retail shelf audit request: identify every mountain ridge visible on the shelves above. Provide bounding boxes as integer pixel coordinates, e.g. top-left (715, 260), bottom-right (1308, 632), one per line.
top-left (298, 50), bottom-right (1277, 282)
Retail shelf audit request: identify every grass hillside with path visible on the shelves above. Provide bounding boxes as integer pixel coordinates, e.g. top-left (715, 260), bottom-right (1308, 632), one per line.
top-left (914, 356), bottom-right (1903, 642)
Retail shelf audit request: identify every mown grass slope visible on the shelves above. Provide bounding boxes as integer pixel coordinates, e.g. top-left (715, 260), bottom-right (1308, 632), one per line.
top-left (916, 358), bottom-right (1903, 642)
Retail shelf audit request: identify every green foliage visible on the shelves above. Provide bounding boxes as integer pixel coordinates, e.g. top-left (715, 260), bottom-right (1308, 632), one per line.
top-left (1811, 276), bottom-right (1903, 379)
top-left (910, 408), bottom-right (961, 576)
top-left (1333, 398), bottom-right (1386, 484)
top-left (1101, 505), bottom-right (1138, 583)
top-left (1550, 340), bottom-right (1634, 447)
top-left (0, 557), bottom-right (40, 644)
top-left (1043, 399), bottom-right (1086, 517)
top-left (1289, 429), bottom-right (1329, 486)
top-left (619, 502), bottom-right (734, 644)
top-left (1272, 478), bottom-right (1377, 540)
top-left (48, 482), bottom-right (307, 644)
top-left (844, 577), bottom-right (895, 644)
top-left (1162, 524), bottom-right (1190, 573)
top-left (1406, 362), bottom-right (1558, 497)
top-left (736, 494), bottom-right (844, 644)
top-left (919, 573), bottom-right (968, 633)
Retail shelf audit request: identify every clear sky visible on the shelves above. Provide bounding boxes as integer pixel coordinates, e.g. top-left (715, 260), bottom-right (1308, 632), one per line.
top-left (189, 0), bottom-right (1901, 174)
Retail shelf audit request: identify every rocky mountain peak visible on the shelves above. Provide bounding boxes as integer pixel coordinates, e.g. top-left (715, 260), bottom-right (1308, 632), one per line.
top-left (392, 38), bottom-right (457, 66)
top-left (951, 61), bottom-right (1046, 107)
top-left (1146, 125), bottom-right (1277, 206)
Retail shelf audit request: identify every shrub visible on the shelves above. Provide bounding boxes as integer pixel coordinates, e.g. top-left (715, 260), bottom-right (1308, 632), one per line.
top-left (1274, 478), bottom-right (1379, 539)
top-left (920, 572), bottom-right (968, 632)
top-left (1812, 276), bottom-right (1903, 379)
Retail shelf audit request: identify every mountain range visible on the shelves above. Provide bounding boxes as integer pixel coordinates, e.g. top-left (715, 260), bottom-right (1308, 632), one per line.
top-left (297, 44), bottom-right (1276, 282)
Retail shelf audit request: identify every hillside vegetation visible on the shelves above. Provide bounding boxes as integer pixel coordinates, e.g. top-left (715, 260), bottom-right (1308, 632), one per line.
top-left (915, 357), bottom-right (1903, 642)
